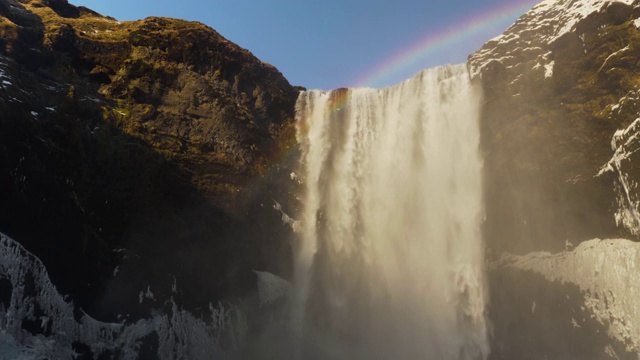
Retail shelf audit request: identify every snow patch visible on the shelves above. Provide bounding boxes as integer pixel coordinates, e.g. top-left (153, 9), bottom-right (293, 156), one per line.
top-left (498, 238), bottom-right (640, 353)
top-left (144, 285), bottom-right (156, 302)
top-left (42, 84), bottom-right (60, 92)
top-left (83, 96), bottom-right (102, 103)
top-left (470, 0), bottom-right (635, 78)
top-left (599, 45), bottom-right (630, 74)
top-left (254, 271), bottom-right (290, 307)
top-left (597, 117), bottom-right (640, 234)
top-left (272, 200), bottom-right (302, 233)
top-left (0, 232), bottom-right (245, 359)
top-left (544, 60), bottom-right (554, 78)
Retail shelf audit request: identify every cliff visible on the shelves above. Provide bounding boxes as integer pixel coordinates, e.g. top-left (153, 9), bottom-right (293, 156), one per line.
top-left (0, 0), bottom-right (299, 319)
top-left (470, 0), bottom-right (640, 358)
top-left (470, 0), bottom-right (640, 254)
top-left (4, 0), bottom-right (640, 358)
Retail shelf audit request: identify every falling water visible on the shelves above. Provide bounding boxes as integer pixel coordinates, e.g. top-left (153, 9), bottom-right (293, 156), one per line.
top-left (293, 64), bottom-right (488, 360)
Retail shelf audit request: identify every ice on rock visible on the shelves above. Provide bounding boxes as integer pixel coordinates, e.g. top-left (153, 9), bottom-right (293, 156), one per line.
top-left (498, 238), bottom-right (640, 352)
top-left (171, 275), bottom-right (178, 294)
top-left (145, 286), bottom-right (155, 301)
top-left (254, 271), bottom-right (290, 306)
top-left (272, 200), bottom-right (302, 233)
top-left (470, 0), bottom-right (635, 79)
top-left (544, 60), bottom-right (554, 78)
top-left (599, 46), bottom-right (630, 74)
top-left (598, 117), bottom-right (640, 235)
top-left (0, 232), bottom-right (243, 359)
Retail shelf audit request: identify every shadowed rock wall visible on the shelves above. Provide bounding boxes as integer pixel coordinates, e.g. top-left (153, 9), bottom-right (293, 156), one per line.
top-left (0, 0), bottom-right (300, 320)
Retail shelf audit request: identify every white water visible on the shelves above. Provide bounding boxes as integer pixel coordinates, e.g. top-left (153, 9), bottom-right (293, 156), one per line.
top-left (293, 64), bottom-right (488, 360)
top-left (0, 64), bottom-right (488, 360)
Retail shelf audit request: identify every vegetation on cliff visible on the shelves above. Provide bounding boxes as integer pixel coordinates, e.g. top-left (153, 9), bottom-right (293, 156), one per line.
top-left (470, 1), bottom-right (640, 254)
top-left (470, 1), bottom-right (640, 359)
top-left (0, 0), bottom-right (299, 318)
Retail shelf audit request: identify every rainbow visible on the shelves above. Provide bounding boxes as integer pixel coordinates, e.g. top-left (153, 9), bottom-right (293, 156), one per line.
top-left (351, 0), bottom-right (540, 88)
top-left (257, 0), bottom-right (540, 189)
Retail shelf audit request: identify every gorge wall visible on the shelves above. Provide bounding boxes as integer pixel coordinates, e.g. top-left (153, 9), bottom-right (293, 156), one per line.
top-left (470, 0), bottom-right (640, 254)
top-left (0, 0), bottom-right (300, 321)
top-left (2, 0), bottom-right (640, 359)
top-left (470, 1), bottom-right (640, 358)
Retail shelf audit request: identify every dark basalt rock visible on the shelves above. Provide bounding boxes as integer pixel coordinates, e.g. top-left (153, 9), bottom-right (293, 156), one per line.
top-left (0, 0), bottom-right (300, 320)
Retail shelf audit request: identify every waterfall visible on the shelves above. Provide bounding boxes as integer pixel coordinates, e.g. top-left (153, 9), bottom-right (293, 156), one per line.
top-left (293, 64), bottom-right (488, 360)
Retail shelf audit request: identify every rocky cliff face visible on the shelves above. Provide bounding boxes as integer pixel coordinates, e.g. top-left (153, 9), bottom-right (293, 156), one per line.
top-left (0, 0), bottom-right (299, 319)
top-left (470, 0), bottom-right (640, 254)
top-left (5, 0), bottom-right (640, 358)
top-left (470, 0), bottom-right (640, 358)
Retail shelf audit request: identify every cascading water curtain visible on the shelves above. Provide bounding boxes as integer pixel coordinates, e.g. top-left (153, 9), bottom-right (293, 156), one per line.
top-left (293, 64), bottom-right (488, 360)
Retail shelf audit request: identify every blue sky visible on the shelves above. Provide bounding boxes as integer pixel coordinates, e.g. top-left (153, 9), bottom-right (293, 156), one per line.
top-left (69, 0), bottom-right (538, 90)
